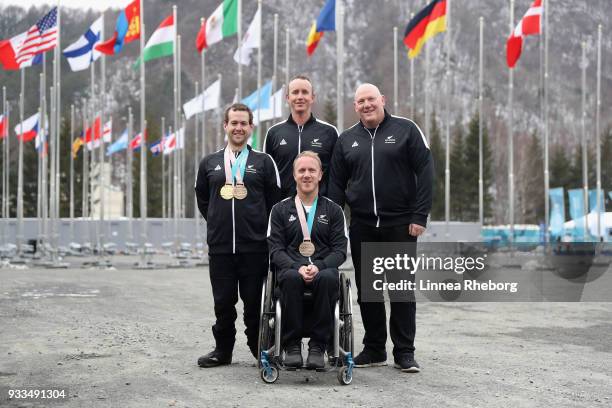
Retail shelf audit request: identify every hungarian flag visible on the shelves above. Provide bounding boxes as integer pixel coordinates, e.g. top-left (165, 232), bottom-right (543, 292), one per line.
top-left (306, 0), bottom-right (336, 56)
top-left (96, 0), bottom-right (140, 55)
top-left (0, 7), bottom-right (58, 70)
top-left (14, 112), bottom-right (40, 142)
top-left (0, 114), bottom-right (7, 138)
top-left (134, 14), bottom-right (174, 68)
top-left (506, 0), bottom-right (542, 68)
top-left (199, 0), bottom-right (238, 50)
top-left (403, 0), bottom-right (447, 59)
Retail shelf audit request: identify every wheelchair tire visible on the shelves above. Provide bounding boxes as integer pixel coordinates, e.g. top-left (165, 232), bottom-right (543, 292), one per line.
top-left (260, 366), bottom-right (279, 384)
top-left (339, 273), bottom-right (354, 355)
top-left (338, 366), bottom-right (353, 385)
top-left (257, 271), bottom-right (274, 368)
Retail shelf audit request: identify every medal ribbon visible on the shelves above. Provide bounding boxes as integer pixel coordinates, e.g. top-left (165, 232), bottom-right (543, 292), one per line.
top-left (295, 195), bottom-right (318, 241)
top-left (223, 145), bottom-right (249, 184)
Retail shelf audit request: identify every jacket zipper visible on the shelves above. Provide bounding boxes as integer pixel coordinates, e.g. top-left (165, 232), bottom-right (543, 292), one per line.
top-left (364, 126), bottom-right (380, 227)
top-left (232, 197), bottom-right (236, 253)
top-left (297, 124), bottom-right (304, 154)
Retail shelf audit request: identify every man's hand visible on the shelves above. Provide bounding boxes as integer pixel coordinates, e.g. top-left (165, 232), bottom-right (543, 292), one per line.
top-left (298, 265), bottom-right (320, 283)
top-left (409, 223), bottom-right (426, 237)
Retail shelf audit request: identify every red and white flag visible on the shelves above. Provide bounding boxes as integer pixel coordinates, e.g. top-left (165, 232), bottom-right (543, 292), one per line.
top-left (0, 114), bottom-right (7, 138)
top-left (84, 116), bottom-right (112, 150)
top-left (506, 0), bottom-right (542, 68)
top-left (0, 7), bottom-right (58, 70)
top-left (130, 130), bottom-right (146, 151)
top-left (162, 127), bottom-right (184, 155)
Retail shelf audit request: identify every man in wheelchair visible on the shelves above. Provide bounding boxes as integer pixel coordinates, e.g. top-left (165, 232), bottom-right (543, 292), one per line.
top-left (267, 151), bottom-right (348, 369)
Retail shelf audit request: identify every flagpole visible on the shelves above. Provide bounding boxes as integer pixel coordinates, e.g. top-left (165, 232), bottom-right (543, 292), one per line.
top-left (336, 0), bottom-right (344, 132)
top-left (178, 36), bottom-right (185, 225)
top-left (1, 87), bottom-right (6, 245)
top-left (543, 0), bottom-right (550, 245)
top-left (37, 72), bottom-right (44, 253)
top-left (580, 41), bottom-right (588, 241)
top-left (127, 107), bottom-right (133, 243)
top-left (52, 1), bottom-right (62, 263)
top-left (99, 11), bottom-right (107, 264)
top-left (138, 8), bottom-right (149, 267)
top-left (49, 78), bottom-right (56, 259)
top-left (508, 0), bottom-right (515, 248)
top-left (172, 125), bottom-right (179, 252)
top-left (393, 26), bottom-right (398, 115)
top-left (237, 0), bottom-right (242, 99)
top-left (16, 68), bottom-right (25, 258)
top-left (478, 16), bottom-right (484, 227)
top-left (595, 24), bottom-right (602, 242)
top-left (172, 5), bottom-right (179, 255)
top-left (272, 13), bottom-right (278, 122)
top-left (70, 104), bottom-right (75, 243)
top-left (256, 0), bottom-right (262, 149)
top-left (410, 12), bottom-right (414, 119)
top-left (161, 115), bottom-right (165, 220)
top-left (444, 0), bottom-right (451, 238)
top-left (41, 57), bottom-right (48, 253)
top-left (193, 82), bottom-right (201, 249)
top-left (82, 99), bottom-right (89, 222)
top-left (200, 19), bottom-right (207, 161)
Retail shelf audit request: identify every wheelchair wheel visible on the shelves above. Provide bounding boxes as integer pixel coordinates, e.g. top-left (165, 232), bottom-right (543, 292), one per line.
top-left (338, 366), bottom-right (353, 385)
top-left (260, 366), bottom-right (279, 384)
top-left (257, 271), bottom-right (274, 368)
top-left (339, 273), bottom-right (354, 355)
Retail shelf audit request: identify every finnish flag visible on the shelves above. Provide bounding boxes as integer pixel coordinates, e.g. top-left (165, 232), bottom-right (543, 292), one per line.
top-left (62, 16), bottom-right (102, 72)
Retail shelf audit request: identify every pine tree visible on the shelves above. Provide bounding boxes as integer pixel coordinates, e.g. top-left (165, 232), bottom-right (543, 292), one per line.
top-left (428, 112), bottom-right (445, 220)
top-left (518, 132), bottom-right (544, 224)
top-left (449, 119), bottom-right (466, 220)
top-left (550, 145), bottom-right (571, 220)
top-left (601, 126), bottom-right (612, 211)
top-left (323, 98), bottom-right (337, 128)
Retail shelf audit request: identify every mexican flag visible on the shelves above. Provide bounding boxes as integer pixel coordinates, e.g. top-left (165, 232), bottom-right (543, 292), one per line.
top-left (134, 14), bottom-right (174, 68)
top-left (201, 0), bottom-right (238, 49)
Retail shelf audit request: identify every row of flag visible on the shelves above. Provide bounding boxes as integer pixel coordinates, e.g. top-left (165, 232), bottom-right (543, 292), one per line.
top-left (0, 0), bottom-right (541, 73)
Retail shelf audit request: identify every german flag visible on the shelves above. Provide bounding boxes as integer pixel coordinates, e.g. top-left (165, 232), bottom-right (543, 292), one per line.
top-left (403, 0), bottom-right (447, 59)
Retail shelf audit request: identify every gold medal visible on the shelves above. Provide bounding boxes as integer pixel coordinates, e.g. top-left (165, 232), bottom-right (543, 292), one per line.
top-left (233, 183), bottom-right (248, 200)
top-left (220, 184), bottom-right (234, 200)
top-left (299, 240), bottom-right (315, 257)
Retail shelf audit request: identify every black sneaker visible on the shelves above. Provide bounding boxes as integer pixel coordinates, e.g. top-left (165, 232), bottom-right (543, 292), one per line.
top-left (197, 349), bottom-right (232, 368)
top-left (283, 342), bottom-right (303, 368)
top-left (394, 354), bottom-right (420, 373)
top-left (306, 344), bottom-right (325, 369)
top-left (353, 349), bottom-right (387, 367)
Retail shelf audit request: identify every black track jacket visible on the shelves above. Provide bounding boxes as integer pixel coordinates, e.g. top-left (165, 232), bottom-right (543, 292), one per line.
top-left (195, 145), bottom-right (281, 254)
top-left (328, 110), bottom-right (434, 228)
top-left (264, 114), bottom-right (338, 199)
top-left (267, 195), bottom-right (348, 272)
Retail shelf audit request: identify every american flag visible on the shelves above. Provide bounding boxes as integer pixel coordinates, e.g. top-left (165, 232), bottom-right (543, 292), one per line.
top-left (15, 7), bottom-right (58, 67)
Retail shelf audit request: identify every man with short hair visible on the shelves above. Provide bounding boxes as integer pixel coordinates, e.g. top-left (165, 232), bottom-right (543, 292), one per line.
top-left (328, 84), bottom-right (434, 373)
top-left (195, 103), bottom-right (281, 367)
top-left (267, 151), bottom-right (348, 369)
top-left (264, 75), bottom-right (338, 199)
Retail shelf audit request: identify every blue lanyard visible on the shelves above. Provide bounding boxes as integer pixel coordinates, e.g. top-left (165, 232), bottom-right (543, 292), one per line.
top-left (305, 196), bottom-right (318, 235)
top-left (231, 148), bottom-right (249, 182)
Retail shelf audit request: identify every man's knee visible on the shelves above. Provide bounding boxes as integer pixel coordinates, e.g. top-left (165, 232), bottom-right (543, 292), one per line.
top-left (279, 269), bottom-right (304, 290)
top-left (313, 268), bottom-right (339, 290)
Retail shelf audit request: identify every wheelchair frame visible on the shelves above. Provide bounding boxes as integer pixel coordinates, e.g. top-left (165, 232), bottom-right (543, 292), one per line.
top-left (257, 268), bottom-right (355, 385)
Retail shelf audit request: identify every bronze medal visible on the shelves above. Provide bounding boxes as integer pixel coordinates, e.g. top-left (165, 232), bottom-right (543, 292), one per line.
top-left (220, 184), bottom-right (234, 200)
top-left (299, 240), bottom-right (315, 257)
top-left (233, 183), bottom-right (248, 200)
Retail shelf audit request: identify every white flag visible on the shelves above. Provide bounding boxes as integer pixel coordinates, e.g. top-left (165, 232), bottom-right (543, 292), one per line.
top-left (183, 79), bottom-right (221, 119)
top-left (233, 7), bottom-right (260, 65)
top-left (63, 16), bottom-right (102, 72)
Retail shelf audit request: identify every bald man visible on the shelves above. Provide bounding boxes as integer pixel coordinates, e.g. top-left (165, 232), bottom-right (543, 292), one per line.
top-left (328, 83), bottom-right (434, 373)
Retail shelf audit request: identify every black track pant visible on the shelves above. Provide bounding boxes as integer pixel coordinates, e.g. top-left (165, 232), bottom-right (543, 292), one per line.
top-left (278, 268), bottom-right (339, 348)
top-left (208, 253), bottom-right (268, 356)
top-left (350, 223), bottom-right (417, 358)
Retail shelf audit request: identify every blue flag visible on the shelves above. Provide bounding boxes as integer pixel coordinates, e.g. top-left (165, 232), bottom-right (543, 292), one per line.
top-left (106, 129), bottom-right (128, 156)
top-left (568, 188), bottom-right (585, 238)
top-left (241, 81), bottom-right (272, 111)
top-left (588, 189), bottom-right (606, 213)
top-left (63, 16), bottom-right (102, 72)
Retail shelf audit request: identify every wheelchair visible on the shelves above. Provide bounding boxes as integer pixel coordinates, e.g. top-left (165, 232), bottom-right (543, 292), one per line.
top-left (257, 267), bottom-right (355, 385)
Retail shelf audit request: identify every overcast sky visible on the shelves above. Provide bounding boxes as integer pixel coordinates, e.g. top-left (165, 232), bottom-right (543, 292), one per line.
top-left (1, 0), bottom-right (127, 11)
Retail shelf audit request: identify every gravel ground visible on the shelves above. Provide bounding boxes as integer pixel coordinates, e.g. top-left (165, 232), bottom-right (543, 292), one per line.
top-left (1, 258), bottom-right (611, 408)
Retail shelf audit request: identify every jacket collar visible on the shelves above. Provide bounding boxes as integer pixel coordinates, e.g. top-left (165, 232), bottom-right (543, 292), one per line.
top-left (359, 109), bottom-right (391, 130)
top-left (287, 112), bottom-right (316, 127)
